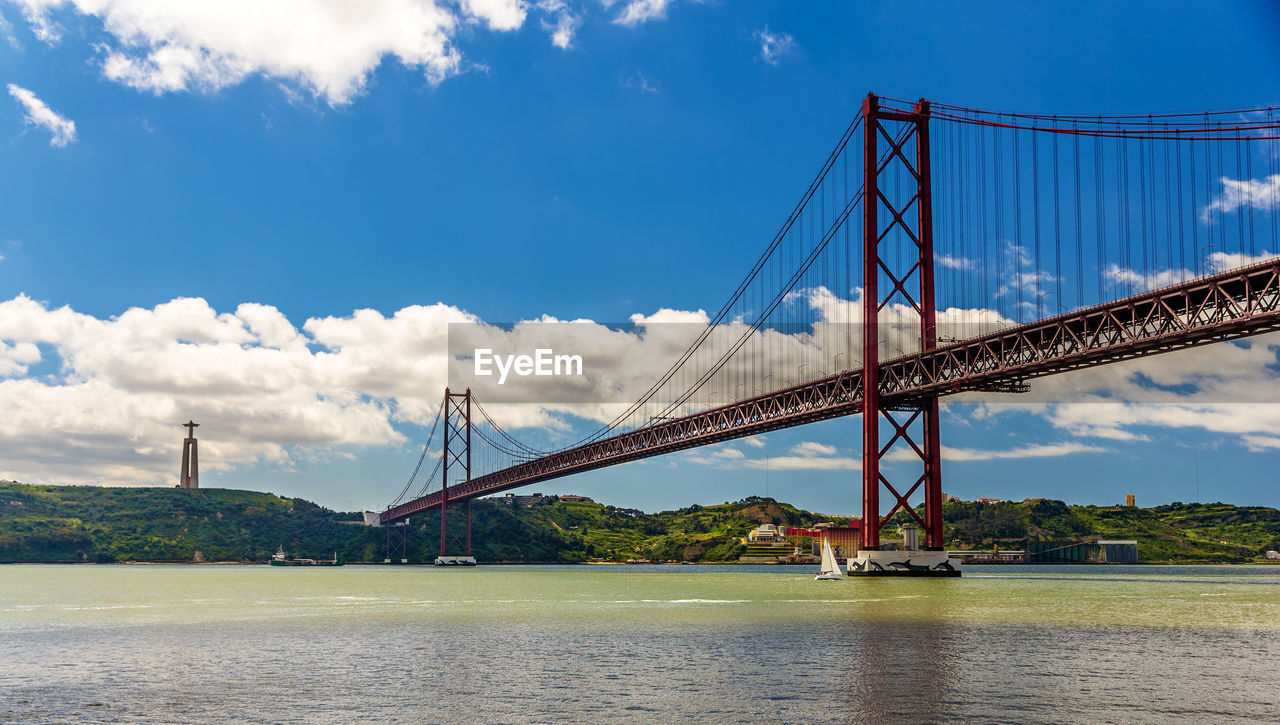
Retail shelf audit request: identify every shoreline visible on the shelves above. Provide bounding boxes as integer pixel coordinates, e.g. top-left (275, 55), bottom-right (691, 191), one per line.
top-left (3, 559), bottom-right (1277, 566)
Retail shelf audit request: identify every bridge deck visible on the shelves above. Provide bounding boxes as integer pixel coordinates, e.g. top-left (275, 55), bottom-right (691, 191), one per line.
top-left (383, 259), bottom-right (1280, 524)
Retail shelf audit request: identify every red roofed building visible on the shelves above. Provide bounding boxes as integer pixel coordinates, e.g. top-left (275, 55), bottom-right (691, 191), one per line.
top-left (785, 520), bottom-right (862, 558)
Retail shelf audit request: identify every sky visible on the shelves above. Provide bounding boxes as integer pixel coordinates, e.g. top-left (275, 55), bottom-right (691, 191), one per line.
top-left (2, 0), bottom-right (1280, 514)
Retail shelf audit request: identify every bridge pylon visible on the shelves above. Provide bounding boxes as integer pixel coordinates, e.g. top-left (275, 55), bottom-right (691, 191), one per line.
top-left (852, 94), bottom-right (957, 576)
top-left (438, 387), bottom-right (477, 566)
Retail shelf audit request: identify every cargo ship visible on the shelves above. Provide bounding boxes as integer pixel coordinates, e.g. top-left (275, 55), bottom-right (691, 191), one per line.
top-left (269, 546), bottom-right (343, 566)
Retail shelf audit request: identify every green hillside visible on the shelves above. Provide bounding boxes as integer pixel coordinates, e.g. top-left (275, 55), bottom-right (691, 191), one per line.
top-left (0, 484), bottom-right (822, 564)
top-left (1, 482), bottom-right (1277, 564)
top-left (938, 498), bottom-right (1280, 562)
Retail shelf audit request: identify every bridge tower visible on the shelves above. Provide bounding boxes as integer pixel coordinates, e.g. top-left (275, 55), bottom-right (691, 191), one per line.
top-left (850, 94), bottom-right (957, 576)
top-left (438, 387), bottom-right (476, 565)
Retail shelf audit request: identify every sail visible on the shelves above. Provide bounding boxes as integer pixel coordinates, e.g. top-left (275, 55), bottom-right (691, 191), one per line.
top-left (819, 538), bottom-right (842, 577)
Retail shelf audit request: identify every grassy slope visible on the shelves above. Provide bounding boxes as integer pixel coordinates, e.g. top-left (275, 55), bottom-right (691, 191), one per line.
top-left (2, 483), bottom-right (1277, 563)
top-left (941, 499), bottom-right (1280, 562)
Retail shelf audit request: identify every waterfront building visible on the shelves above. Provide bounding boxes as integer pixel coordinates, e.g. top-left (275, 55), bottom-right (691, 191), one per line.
top-left (785, 521), bottom-right (862, 558)
top-left (748, 524), bottom-right (780, 542)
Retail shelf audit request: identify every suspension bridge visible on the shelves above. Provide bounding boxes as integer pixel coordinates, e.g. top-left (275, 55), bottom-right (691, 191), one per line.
top-left (381, 93), bottom-right (1280, 570)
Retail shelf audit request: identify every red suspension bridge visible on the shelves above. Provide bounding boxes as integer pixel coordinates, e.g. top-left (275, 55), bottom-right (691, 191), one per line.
top-left (382, 94), bottom-right (1280, 561)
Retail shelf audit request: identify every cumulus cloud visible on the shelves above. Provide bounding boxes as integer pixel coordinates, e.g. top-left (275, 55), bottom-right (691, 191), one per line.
top-left (0, 295), bottom-right (450, 482)
top-left (1201, 174), bottom-right (1280, 221)
top-left (2, 266), bottom-right (1276, 486)
top-left (458, 0), bottom-right (528, 31)
top-left (1104, 250), bottom-right (1275, 292)
top-left (5, 1), bottom-right (471, 103)
top-left (753, 26), bottom-right (794, 66)
top-left (0, 290), bottom-right (848, 484)
top-left (7, 83), bottom-right (76, 146)
top-left (5, 0), bottom-right (679, 104)
top-left (966, 325), bottom-right (1280, 448)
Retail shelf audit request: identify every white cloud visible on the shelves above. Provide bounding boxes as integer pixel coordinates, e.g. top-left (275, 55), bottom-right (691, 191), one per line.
top-left (753, 26), bottom-right (793, 66)
top-left (4, 0), bottom-right (701, 102)
top-left (936, 253), bottom-right (974, 270)
top-left (1208, 250), bottom-right (1276, 272)
top-left (5, 0), bottom-right (530, 105)
top-left (938, 442), bottom-right (1106, 461)
top-left (0, 294), bottom-right (471, 482)
top-left (743, 436), bottom-right (766, 448)
top-left (609, 0), bottom-right (672, 26)
top-left (1102, 248), bottom-right (1276, 294)
top-left (709, 447), bottom-right (743, 459)
top-left (6, 83), bottom-right (76, 146)
top-left (9, 0), bottom-right (60, 43)
top-left (536, 0), bottom-right (579, 49)
top-left (1201, 174), bottom-right (1280, 221)
top-left (746, 455), bottom-right (858, 471)
top-left (619, 69), bottom-right (659, 94)
top-left (2, 259), bottom-right (1276, 486)
top-left (791, 440), bottom-right (835, 456)
top-left (877, 437), bottom-right (1105, 464)
top-left (1243, 434), bottom-right (1280, 452)
top-left (458, 0), bottom-right (528, 31)
top-left (993, 242), bottom-right (1057, 311)
top-left (0, 8), bottom-right (20, 49)
top-left (1104, 263), bottom-right (1190, 292)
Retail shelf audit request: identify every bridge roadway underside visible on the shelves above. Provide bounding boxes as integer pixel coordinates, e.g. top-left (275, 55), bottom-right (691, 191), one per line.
top-left (383, 259), bottom-right (1280, 524)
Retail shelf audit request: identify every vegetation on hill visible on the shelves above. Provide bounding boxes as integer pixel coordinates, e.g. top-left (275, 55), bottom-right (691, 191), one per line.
top-left (937, 498), bottom-right (1280, 562)
top-left (1, 482), bottom-right (1277, 564)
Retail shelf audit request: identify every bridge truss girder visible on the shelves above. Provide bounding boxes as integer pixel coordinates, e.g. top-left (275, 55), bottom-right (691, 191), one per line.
top-left (381, 258), bottom-right (1280, 526)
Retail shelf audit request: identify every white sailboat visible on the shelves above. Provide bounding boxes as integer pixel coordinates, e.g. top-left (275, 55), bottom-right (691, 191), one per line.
top-left (814, 538), bottom-right (844, 581)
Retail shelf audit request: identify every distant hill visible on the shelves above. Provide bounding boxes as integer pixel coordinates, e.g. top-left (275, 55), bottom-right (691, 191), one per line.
top-left (941, 498), bottom-right (1280, 561)
top-left (1, 483), bottom-right (1277, 563)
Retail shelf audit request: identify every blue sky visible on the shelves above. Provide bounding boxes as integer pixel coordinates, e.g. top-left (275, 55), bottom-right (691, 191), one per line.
top-left (2, 1), bottom-right (1279, 514)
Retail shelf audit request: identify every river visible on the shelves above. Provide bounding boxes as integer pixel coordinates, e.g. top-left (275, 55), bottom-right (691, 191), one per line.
top-left (1, 564), bottom-right (1277, 723)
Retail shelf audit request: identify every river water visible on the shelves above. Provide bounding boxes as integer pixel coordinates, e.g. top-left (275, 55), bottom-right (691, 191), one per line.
top-left (1, 564), bottom-right (1277, 723)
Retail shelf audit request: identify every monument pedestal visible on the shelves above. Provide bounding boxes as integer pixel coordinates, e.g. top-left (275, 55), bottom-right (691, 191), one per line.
top-left (847, 549), bottom-right (961, 577)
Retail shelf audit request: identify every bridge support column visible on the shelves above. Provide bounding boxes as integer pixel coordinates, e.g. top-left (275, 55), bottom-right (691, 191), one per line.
top-left (384, 520), bottom-right (409, 564)
top-left (437, 388), bottom-right (477, 567)
top-left (856, 95), bottom-right (952, 570)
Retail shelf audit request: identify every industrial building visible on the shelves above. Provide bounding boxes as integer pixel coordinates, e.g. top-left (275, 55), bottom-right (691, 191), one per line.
top-left (1026, 539), bottom-right (1139, 563)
